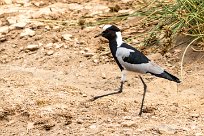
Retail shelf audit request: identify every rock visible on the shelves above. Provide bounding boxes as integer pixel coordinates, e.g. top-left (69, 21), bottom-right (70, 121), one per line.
top-left (12, 22), bottom-right (27, 29)
top-left (55, 43), bottom-right (63, 49)
top-left (157, 124), bottom-right (177, 135)
top-left (32, 1), bottom-right (46, 7)
top-left (84, 52), bottom-right (94, 57)
top-left (0, 26), bottom-right (9, 34)
top-left (190, 113), bottom-right (199, 118)
top-left (123, 116), bottom-right (132, 120)
top-left (195, 132), bottom-right (203, 136)
top-left (46, 50), bottom-right (54, 56)
top-left (62, 34), bottom-right (73, 41)
top-left (89, 124), bottom-right (97, 129)
top-left (26, 44), bottom-right (39, 51)
top-left (4, 0), bottom-right (12, 4)
top-left (0, 35), bottom-right (6, 42)
top-left (76, 119), bottom-right (83, 124)
top-left (121, 121), bottom-right (137, 127)
top-left (20, 28), bottom-right (35, 37)
top-left (102, 73), bottom-right (106, 79)
top-left (27, 122), bottom-right (34, 131)
top-left (45, 43), bottom-right (53, 49)
top-left (11, 44), bottom-right (17, 48)
top-left (7, 17), bottom-right (17, 25)
top-left (93, 59), bottom-right (99, 64)
top-left (84, 48), bottom-right (90, 52)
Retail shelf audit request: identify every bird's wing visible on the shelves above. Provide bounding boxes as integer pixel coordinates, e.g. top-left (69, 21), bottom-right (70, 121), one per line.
top-left (116, 43), bottom-right (164, 74)
top-left (118, 43), bottom-right (149, 64)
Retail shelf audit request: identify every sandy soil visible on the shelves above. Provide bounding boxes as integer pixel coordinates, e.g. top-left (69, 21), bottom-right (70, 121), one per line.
top-left (0, 0), bottom-right (204, 135)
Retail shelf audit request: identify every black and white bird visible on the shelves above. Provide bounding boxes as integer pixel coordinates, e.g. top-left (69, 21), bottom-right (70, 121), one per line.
top-left (94, 25), bottom-right (181, 116)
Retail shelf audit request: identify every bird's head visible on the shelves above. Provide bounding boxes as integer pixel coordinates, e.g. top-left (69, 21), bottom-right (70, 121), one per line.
top-left (95, 25), bottom-right (121, 40)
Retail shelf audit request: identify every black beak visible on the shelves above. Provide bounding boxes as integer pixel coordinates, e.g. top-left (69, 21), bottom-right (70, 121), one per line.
top-left (94, 33), bottom-right (102, 38)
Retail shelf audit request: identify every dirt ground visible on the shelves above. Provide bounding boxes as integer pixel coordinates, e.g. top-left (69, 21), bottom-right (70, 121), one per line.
top-left (0, 0), bottom-right (204, 136)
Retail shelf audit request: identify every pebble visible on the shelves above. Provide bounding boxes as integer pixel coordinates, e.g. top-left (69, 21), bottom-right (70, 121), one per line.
top-left (76, 119), bottom-right (83, 124)
top-left (26, 44), bottom-right (39, 51)
top-left (93, 59), bottom-right (99, 64)
top-left (4, 0), bottom-right (12, 4)
top-left (102, 73), bottom-right (106, 79)
top-left (55, 43), bottom-right (63, 49)
top-left (20, 28), bottom-right (35, 37)
top-left (121, 121), bottom-right (137, 127)
top-left (45, 43), bottom-right (53, 49)
top-left (7, 17), bottom-right (17, 25)
top-left (12, 22), bottom-right (27, 28)
top-left (0, 35), bottom-right (6, 42)
top-left (123, 116), bottom-right (132, 120)
top-left (83, 52), bottom-right (94, 57)
top-left (89, 124), bottom-right (97, 129)
top-left (0, 26), bottom-right (9, 34)
top-left (190, 113), bottom-right (199, 118)
top-left (157, 124), bottom-right (177, 135)
top-left (46, 50), bottom-right (54, 56)
top-left (62, 34), bottom-right (73, 41)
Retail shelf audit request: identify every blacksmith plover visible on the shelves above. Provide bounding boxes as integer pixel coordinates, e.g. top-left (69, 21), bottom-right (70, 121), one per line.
top-left (94, 25), bottom-right (181, 116)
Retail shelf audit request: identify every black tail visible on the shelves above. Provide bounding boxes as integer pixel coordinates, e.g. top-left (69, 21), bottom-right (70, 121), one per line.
top-left (150, 70), bottom-right (181, 83)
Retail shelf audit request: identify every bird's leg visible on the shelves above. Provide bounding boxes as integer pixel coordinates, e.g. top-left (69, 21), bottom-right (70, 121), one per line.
top-left (138, 75), bottom-right (147, 116)
top-left (91, 70), bottom-right (126, 101)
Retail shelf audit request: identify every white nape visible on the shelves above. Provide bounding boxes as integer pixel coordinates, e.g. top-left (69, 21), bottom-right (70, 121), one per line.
top-left (103, 25), bottom-right (112, 30)
top-left (116, 32), bottom-right (124, 47)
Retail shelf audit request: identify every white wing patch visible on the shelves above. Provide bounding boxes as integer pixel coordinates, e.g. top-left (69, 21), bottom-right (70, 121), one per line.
top-left (116, 47), bottom-right (134, 58)
top-left (116, 47), bottom-right (164, 74)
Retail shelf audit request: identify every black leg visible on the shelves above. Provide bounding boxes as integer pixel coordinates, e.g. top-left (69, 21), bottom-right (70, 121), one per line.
top-left (138, 76), bottom-right (147, 116)
top-left (91, 81), bottom-right (124, 101)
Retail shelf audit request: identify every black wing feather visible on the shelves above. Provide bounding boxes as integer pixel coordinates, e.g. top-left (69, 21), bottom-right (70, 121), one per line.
top-left (121, 43), bottom-right (149, 64)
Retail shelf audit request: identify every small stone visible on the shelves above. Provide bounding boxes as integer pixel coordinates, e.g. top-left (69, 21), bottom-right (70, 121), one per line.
top-left (84, 48), bottom-right (90, 52)
top-left (190, 113), bottom-right (199, 118)
top-left (45, 25), bottom-right (51, 30)
top-left (0, 26), bottom-right (9, 34)
top-left (26, 44), bottom-right (39, 51)
top-left (55, 43), bottom-right (63, 49)
top-left (121, 121), bottom-right (137, 127)
top-left (20, 28), bottom-right (35, 37)
top-left (157, 124), bottom-right (177, 135)
top-left (62, 34), bottom-right (73, 41)
top-left (46, 50), bottom-right (54, 56)
top-left (45, 43), bottom-right (53, 49)
top-left (77, 119), bottom-right (83, 124)
top-left (89, 124), bottom-right (97, 129)
top-left (82, 94), bottom-right (87, 97)
top-left (7, 17), bottom-right (17, 25)
top-left (4, 0), bottom-right (12, 4)
top-left (195, 132), bottom-right (203, 136)
top-left (80, 50), bottom-right (85, 54)
top-left (27, 122), bottom-right (34, 131)
top-left (11, 44), bottom-right (17, 48)
top-left (33, 1), bottom-right (46, 7)
top-left (123, 116), bottom-right (132, 120)
top-left (93, 59), bottom-right (99, 64)
top-left (84, 52), bottom-right (94, 57)
top-left (0, 35), bottom-right (6, 42)
top-left (102, 73), bottom-right (106, 79)
top-left (12, 22), bottom-right (27, 29)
